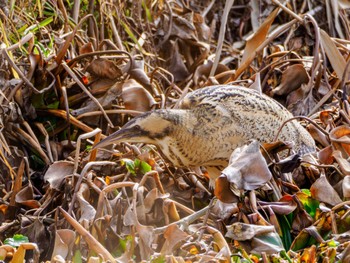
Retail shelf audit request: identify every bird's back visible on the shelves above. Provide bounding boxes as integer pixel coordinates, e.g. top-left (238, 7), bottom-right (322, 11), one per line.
top-left (174, 85), bottom-right (315, 166)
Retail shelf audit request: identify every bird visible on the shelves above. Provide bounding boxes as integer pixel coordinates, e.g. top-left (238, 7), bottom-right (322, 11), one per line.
top-left (93, 85), bottom-right (316, 183)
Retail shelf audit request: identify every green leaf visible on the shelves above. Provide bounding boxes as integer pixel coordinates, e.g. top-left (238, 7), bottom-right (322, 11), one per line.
top-left (327, 239), bottom-right (339, 247)
top-left (46, 101), bottom-right (60, 109)
top-left (4, 234), bottom-right (29, 247)
top-left (119, 20), bottom-right (143, 52)
top-left (121, 158), bottom-right (136, 175)
top-left (297, 192), bottom-right (319, 218)
top-left (140, 160), bottom-right (152, 174)
top-left (72, 249), bottom-right (83, 263)
top-left (134, 159), bottom-right (141, 169)
top-left (142, 0), bottom-right (152, 22)
top-left (151, 255), bottom-right (166, 263)
top-left (278, 215), bottom-right (292, 250)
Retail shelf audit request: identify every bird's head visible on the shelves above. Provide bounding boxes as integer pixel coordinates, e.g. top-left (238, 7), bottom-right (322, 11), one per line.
top-left (93, 110), bottom-right (179, 149)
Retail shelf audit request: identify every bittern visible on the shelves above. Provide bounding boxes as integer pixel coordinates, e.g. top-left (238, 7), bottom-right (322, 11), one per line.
top-left (94, 85), bottom-right (316, 181)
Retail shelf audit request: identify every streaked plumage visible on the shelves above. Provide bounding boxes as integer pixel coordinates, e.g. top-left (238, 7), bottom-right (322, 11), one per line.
top-left (94, 85), bottom-right (315, 178)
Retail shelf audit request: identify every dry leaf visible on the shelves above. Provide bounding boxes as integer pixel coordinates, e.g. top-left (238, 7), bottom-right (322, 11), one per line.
top-left (161, 224), bottom-right (189, 254)
top-left (86, 58), bottom-right (122, 79)
top-left (333, 150), bottom-right (350, 175)
top-left (329, 125), bottom-right (350, 157)
top-left (234, 8), bottom-right (280, 79)
top-left (272, 64), bottom-right (309, 96)
top-left (342, 175), bottom-right (350, 198)
top-left (193, 61), bottom-right (230, 85)
top-left (51, 229), bottom-right (76, 261)
top-left (320, 29), bottom-right (346, 79)
top-left (122, 79), bottom-right (156, 112)
top-left (221, 140), bottom-right (272, 190)
top-left (44, 161), bottom-right (74, 190)
top-left (310, 175), bottom-right (342, 205)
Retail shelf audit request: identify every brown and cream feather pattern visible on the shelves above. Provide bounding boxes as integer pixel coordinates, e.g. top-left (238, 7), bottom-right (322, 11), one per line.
top-left (94, 85), bottom-right (316, 170)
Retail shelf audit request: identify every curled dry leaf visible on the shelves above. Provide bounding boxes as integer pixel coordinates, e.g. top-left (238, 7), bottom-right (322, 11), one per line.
top-left (72, 81), bottom-right (123, 116)
top-left (166, 40), bottom-right (190, 82)
top-left (211, 200), bottom-right (239, 220)
top-left (193, 61), bottom-right (230, 85)
top-left (258, 196), bottom-right (297, 215)
top-left (342, 175), bottom-right (350, 198)
top-left (51, 229), bottom-right (76, 261)
top-left (310, 175), bottom-right (342, 206)
top-left (319, 110), bottom-right (334, 128)
top-left (233, 8), bottom-right (280, 79)
top-left (79, 42), bottom-right (94, 55)
top-left (193, 12), bottom-right (210, 42)
top-left (286, 86), bottom-right (316, 116)
top-left (76, 183), bottom-right (96, 224)
top-left (274, 154), bottom-right (301, 173)
top-left (318, 145), bottom-right (334, 165)
top-left (333, 150), bottom-right (350, 175)
top-left (226, 222), bottom-right (275, 241)
top-left (220, 140), bottom-right (272, 191)
top-left (161, 224), bottom-right (189, 254)
top-left (128, 58), bottom-right (152, 92)
top-left (44, 161), bottom-right (74, 190)
top-left (122, 79), bottom-right (156, 112)
top-left (272, 64), bottom-right (309, 96)
top-left (307, 124), bottom-right (330, 147)
top-left (292, 208), bottom-right (313, 233)
top-left (15, 184), bottom-right (40, 208)
top-left (123, 205), bottom-right (155, 260)
top-left (320, 29), bottom-right (346, 79)
top-left (329, 125), bottom-right (350, 157)
top-left (86, 58), bottom-right (122, 80)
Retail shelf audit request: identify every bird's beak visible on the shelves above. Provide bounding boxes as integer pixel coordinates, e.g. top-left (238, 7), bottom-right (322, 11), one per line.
top-left (93, 127), bottom-right (142, 149)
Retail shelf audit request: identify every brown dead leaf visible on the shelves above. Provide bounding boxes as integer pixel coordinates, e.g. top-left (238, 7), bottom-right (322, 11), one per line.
top-left (292, 208), bottom-right (313, 233)
top-left (51, 229), bottom-right (76, 261)
top-left (258, 196), bottom-right (297, 215)
top-left (214, 175), bottom-right (238, 203)
top-left (272, 64), bottom-right (309, 96)
top-left (15, 183), bottom-right (41, 208)
top-left (161, 224), bottom-right (189, 254)
top-left (193, 61), bottom-right (230, 85)
top-left (286, 86), bottom-right (316, 116)
top-left (307, 124), bottom-right (330, 147)
top-left (333, 150), bottom-right (350, 175)
top-left (342, 175), bottom-right (350, 198)
top-left (86, 58), bottom-right (122, 80)
top-left (221, 140), bottom-right (272, 190)
top-left (128, 58), bottom-right (152, 92)
top-left (76, 183), bottom-right (96, 224)
top-left (193, 12), bottom-right (211, 42)
top-left (320, 29), bottom-right (346, 79)
top-left (329, 125), bottom-right (350, 157)
top-left (234, 8), bottom-right (280, 79)
top-left (59, 207), bottom-right (116, 263)
top-left (226, 222), bottom-right (274, 241)
top-left (44, 161), bottom-right (74, 190)
top-left (310, 175), bottom-right (342, 205)
top-left (166, 40), bottom-right (190, 82)
top-left (318, 145), bottom-right (334, 165)
top-left (124, 205), bottom-right (155, 260)
top-left (122, 79), bottom-right (156, 112)
top-left (79, 42), bottom-right (94, 55)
